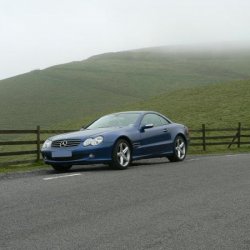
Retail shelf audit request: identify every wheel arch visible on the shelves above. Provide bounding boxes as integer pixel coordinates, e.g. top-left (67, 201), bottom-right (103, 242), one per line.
top-left (112, 135), bottom-right (133, 157)
top-left (113, 136), bottom-right (133, 153)
top-left (175, 133), bottom-right (188, 146)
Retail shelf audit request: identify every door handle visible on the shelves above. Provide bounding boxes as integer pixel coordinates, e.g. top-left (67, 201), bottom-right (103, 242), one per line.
top-left (163, 129), bottom-right (168, 132)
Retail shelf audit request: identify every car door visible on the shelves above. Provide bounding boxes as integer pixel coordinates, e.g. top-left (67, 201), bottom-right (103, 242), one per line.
top-left (138, 113), bottom-right (171, 156)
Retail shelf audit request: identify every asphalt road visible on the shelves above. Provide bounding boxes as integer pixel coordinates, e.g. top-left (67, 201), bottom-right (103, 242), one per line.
top-left (1, 154), bottom-right (250, 250)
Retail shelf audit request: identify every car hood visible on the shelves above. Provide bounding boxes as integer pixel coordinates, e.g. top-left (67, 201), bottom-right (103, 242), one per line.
top-left (49, 127), bottom-right (124, 141)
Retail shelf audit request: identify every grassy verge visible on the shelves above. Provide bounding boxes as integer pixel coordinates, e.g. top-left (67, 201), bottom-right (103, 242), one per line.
top-left (189, 145), bottom-right (250, 155)
top-left (0, 161), bottom-right (49, 174)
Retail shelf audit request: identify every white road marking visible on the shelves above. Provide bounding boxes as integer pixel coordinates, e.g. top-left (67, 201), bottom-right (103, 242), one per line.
top-left (187, 158), bottom-right (201, 161)
top-left (225, 154), bottom-right (238, 157)
top-left (43, 173), bottom-right (81, 181)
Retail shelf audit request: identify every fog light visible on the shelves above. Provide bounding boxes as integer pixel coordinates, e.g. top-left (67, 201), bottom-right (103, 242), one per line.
top-left (89, 154), bottom-right (95, 158)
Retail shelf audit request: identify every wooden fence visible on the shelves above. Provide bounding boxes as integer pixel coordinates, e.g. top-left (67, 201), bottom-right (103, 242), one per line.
top-left (0, 126), bottom-right (75, 167)
top-left (0, 123), bottom-right (250, 167)
top-left (189, 123), bottom-right (250, 150)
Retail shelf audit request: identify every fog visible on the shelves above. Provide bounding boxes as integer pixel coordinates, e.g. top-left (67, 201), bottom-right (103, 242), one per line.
top-left (1, 0), bottom-right (250, 80)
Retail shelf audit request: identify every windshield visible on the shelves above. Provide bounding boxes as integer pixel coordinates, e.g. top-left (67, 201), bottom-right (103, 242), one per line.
top-left (86, 113), bottom-right (140, 129)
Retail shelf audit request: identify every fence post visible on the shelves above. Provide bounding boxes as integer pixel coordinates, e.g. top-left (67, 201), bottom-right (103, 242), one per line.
top-left (202, 124), bottom-right (206, 151)
top-left (238, 122), bottom-right (241, 148)
top-left (36, 125), bottom-right (40, 162)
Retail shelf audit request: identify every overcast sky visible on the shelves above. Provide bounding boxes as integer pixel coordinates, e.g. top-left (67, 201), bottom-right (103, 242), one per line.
top-left (1, 0), bottom-right (250, 80)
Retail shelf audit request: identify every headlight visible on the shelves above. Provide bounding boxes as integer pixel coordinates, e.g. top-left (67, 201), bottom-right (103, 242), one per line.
top-left (42, 139), bottom-right (52, 149)
top-left (83, 136), bottom-right (103, 146)
top-left (83, 138), bottom-right (92, 146)
top-left (91, 136), bottom-right (103, 145)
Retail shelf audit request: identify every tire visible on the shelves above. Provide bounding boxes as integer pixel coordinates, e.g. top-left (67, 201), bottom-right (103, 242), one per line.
top-left (51, 165), bottom-right (72, 172)
top-left (111, 139), bottom-right (132, 170)
top-left (168, 135), bottom-right (187, 162)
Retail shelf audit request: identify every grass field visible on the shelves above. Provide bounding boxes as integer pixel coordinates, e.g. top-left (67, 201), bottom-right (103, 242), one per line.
top-left (1, 46), bottom-right (250, 129)
top-left (126, 79), bottom-right (250, 128)
top-left (61, 78), bottom-right (250, 129)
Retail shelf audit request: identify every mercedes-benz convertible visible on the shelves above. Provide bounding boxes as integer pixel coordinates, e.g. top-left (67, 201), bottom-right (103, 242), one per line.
top-left (41, 111), bottom-right (189, 171)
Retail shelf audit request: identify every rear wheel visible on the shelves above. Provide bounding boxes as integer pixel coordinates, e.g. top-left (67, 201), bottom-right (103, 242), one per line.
top-left (168, 135), bottom-right (186, 162)
top-left (111, 139), bottom-right (131, 170)
top-left (51, 165), bottom-right (72, 172)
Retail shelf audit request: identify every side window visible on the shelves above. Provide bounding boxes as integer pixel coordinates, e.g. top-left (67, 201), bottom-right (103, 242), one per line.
top-left (159, 116), bottom-right (170, 125)
top-left (141, 114), bottom-right (162, 127)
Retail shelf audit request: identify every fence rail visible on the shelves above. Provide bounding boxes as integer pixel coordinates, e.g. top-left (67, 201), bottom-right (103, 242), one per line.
top-left (0, 123), bottom-right (250, 167)
top-left (189, 123), bottom-right (250, 150)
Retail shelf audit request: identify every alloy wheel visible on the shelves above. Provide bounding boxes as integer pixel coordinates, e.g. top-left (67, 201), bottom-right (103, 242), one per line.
top-left (175, 137), bottom-right (186, 160)
top-left (116, 142), bottom-right (131, 167)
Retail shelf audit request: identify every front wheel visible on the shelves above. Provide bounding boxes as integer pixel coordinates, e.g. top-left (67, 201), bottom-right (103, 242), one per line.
top-left (51, 165), bottom-right (72, 172)
top-left (168, 135), bottom-right (187, 162)
top-left (111, 139), bottom-right (132, 170)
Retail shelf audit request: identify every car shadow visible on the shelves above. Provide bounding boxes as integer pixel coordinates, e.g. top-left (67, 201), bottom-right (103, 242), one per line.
top-left (45, 165), bottom-right (112, 175)
top-left (45, 158), bottom-right (171, 175)
top-left (132, 159), bottom-right (170, 167)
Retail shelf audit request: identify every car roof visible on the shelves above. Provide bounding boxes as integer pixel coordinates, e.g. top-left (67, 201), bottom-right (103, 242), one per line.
top-left (111, 111), bottom-right (158, 115)
top-left (109, 111), bottom-right (172, 123)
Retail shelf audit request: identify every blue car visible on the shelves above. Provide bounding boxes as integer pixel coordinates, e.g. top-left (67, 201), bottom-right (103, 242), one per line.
top-left (41, 111), bottom-right (189, 171)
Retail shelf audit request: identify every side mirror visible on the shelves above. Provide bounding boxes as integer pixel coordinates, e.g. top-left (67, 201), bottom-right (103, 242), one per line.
top-left (141, 123), bottom-right (154, 132)
top-left (80, 126), bottom-right (85, 131)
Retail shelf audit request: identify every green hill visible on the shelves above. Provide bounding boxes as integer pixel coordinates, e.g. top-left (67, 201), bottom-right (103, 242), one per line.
top-left (1, 46), bottom-right (250, 129)
top-left (125, 79), bottom-right (250, 129)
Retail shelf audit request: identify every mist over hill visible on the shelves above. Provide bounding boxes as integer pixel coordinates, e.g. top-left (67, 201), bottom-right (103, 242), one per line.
top-left (1, 45), bottom-right (250, 129)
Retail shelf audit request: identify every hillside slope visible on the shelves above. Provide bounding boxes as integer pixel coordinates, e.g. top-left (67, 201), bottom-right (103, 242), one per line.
top-left (1, 46), bottom-right (250, 129)
top-left (127, 79), bottom-right (250, 128)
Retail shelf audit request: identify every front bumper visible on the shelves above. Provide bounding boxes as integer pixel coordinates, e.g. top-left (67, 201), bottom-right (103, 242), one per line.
top-left (41, 142), bottom-right (113, 166)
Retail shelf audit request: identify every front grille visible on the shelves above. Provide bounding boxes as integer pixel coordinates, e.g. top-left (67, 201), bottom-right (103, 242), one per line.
top-left (52, 139), bottom-right (81, 148)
